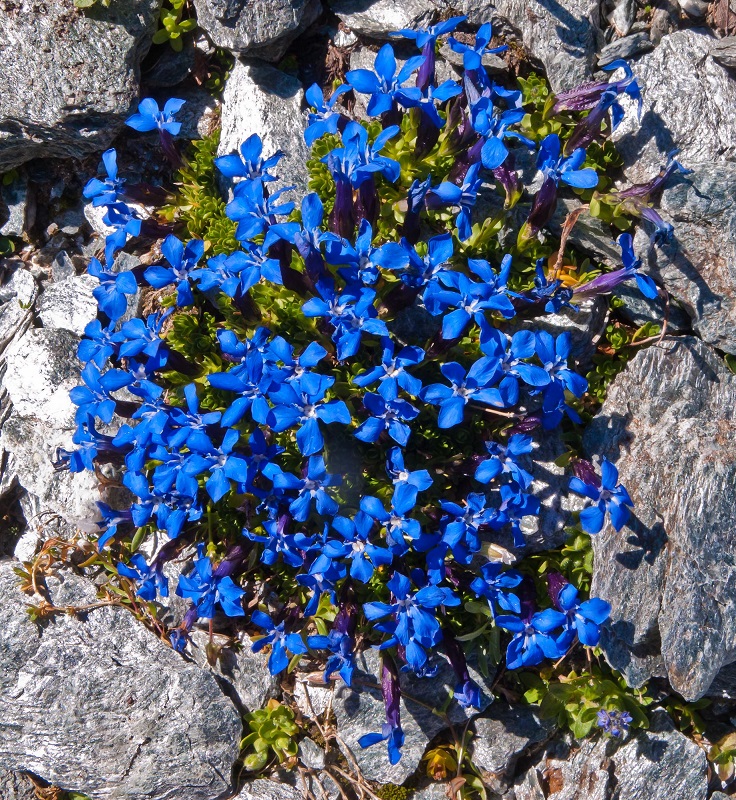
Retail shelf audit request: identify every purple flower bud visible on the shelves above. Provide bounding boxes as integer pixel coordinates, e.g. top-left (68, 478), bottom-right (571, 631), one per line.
top-left (517, 576), bottom-right (538, 622)
top-left (572, 458), bottom-right (601, 488)
top-left (547, 572), bottom-right (569, 610)
top-left (381, 652), bottom-right (402, 730)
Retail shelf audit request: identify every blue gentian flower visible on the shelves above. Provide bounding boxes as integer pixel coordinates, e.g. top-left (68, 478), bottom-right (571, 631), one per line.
top-left (246, 515), bottom-right (317, 568)
top-left (479, 328), bottom-right (551, 404)
top-left (94, 502), bottom-right (134, 549)
top-left (265, 455), bottom-right (341, 521)
top-left (315, 511), bottom-right (393, 583)
top-left (597, 708), bottom-right (633, 738)
top-left (386, 447), bottom-right (433, 492)
top-left (115, 310), bottom-right (172, 364)
top-left (307, 629), bottom-right (356, 686)
top-left (87, 258), bottom-right (138, 322)
top-left (102, 202), bottom-right (143, 265)
top-left (428, 161), bottom-right (483, 241)
top-left (470, 98), bottom-right (533, 170)
top-left (78, 319), bottom-right (120, 368)
top-left (538, 134), bottom-right (598, 189)
top-left (125, 97), bottom-right (185, 134)
top-left (304, 83), bottom-right (350, 146)
top-left (358, 654), bottom-right (404, 764)
top-left (83, 149), bottom-right (125, 207)
top-left (475, 434), bottom-right (534, 488)
top-left (440, 492), bottom-right (494, 563)
top-left (167, 383), bottom-right (221, 451)
top-left (175, 544), bottom-right (247, 619)
top-left (70, 362), bottom-right (132, 425)
top-left (207, 351), bottom-right (271, 428)
top-left (355, 381), bottom-right (420, 446)
top-left (470, 561), bottom-right (523, 617)
top-left (535, 331), bottom-right (588, 398)
top-left (360, 483), bottom-right (421, 555)
top-left (552, 580), bottom-right (611, 648)
top-left (569, 458), bottom-right (633, 533)
top-left (553, 59), bottom-right (641, 118)
top-left (447, 22), bottom-right (507, 71)
top-left (420, 357), bottom-right (504, 429)
top-left (363, 571), bottom-right (459, 672)
top-left (222, 243), bottom-right (283, 295)
top-left (325, 219), bottom-right (408, 287)
top-left (346, 43), bottom-right (425, 117)
top-left (214, 133), bottom-right (284, 182)
top-left (496, 608), bottom-right (566, 668)
top-left (188, 428), bottom-right (250, 503)
top-left (265, 337), bottom-right (327, 386)
top-left (573, 232), bottom-right (657, 300)
top-left (394, 79), bottom-right (463, 129)
top-left (391, 15), bottom-right (466, 91)
top-left (251, 609), bottom-right (308, 674)
top-left (117, 553), bottom-right (169, 601)
top-left (395, 232), bottom-right (453, 289)
top-left (353, 338), bottom-right (424, 396)
top-left (144, 235), bottom-right (205, 307)
top-left (226, 179), bottom-right (295, 242)
top-left (298, 560), bottom-right (346, 616)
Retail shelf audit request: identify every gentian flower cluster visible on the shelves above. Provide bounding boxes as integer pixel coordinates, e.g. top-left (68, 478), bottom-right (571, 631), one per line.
top-left (64, 20), bottom-right (680, 765)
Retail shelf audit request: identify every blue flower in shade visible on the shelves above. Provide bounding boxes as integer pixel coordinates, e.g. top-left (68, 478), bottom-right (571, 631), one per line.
top-left (102, 202), bottom-right (143, 265)
top-left (125, 97), bottom-right (185, 134)
top-left (54, 422), bottom-right (123, 474)
top-left (329, 121), bottom-right (402, 187)
top-left (265, 455), bottom-right (341, 522)
top-left (307, 629), bottom-right (356, 686)
top-left (302, 280), bottom-right (388, 360)
top-left (87, 258), bottom-right (138, 322)
top-left (355, 381), bottom-right (420, 446)
top-left (325, 219), bottom-right (408, 287)
top-left (538, 134), bottom-right (598, 189)
top-left (470, 561), bottom-right (523, 618)
top-left (70, 362), bottom-right (131, 425)
top-left (420, 357), bottom-right (505, 429)
top-left (251, 609), bottom-right (308, 674)
top-left (175, 545), bottom-right (246, 619)
top-left (496, 608), bottom-right (566, 668)
top-left (304, 83), bottom-right (350, 147)
top-left (360, 483), bottom-right (421, 555)
top-left (354, 338), bottom-right (424, 396)
top-left (386, 447), bottom-right (433, 492)
top-left (188, 428), bottom-right (251, 503)
top-left (364, 571), bottom-right (460, 672)
top-left (298, 560), bottom-right (346, 616)
top-left (569, 458), bottom-right (633, 534)
top-left (346, 43), bottom-right (425, 117)
top-left (94, 502), bottom-right (134, 549)
top-left (214, 133), bottom-right (284, 182)
top-left (447, 22), bottom-right (507, 71)
top-left (314, 511), bottom-right (393, 583)
top-left (553, 59), bottom-right (641, 118)
top-left (535, 331), bottom-right (588, 399)
top-left (428, 161), bottom-right (483, 241)
top-left (440, 492), bottom-right (494, 563)
top-left (226, 179), bottom-right (295, 242)
top-left (475, 434), bottom-right (534, 488)
top-left (393, 79), bottom-right (463, 129)
top-left (166, 383), bottom-right (221, 450)
top-left (391, 15), bottom-right (466, 91)
top-left (424, 255), bottom-right (516, 339)
top-left (266, 373), bottom-right (351, 456)
top-left (207, 351), bottom-right (271, 428)
top-left (526, 257), bottom-right (577, 314)
top-left (117, 553), bottom-right (169, 601)
top-left (78, 319), bottom-right (120, 368)
top-left (396, 233), bottom-right (453, 289)
top-left (573, 232), bottom-right (657, 300)
top-left (144, 235), bottom-right (205, 307)
top-left (479, 328), bottom-right (551, 405)
top-left (552, 581), bottom-right (611, 649)
top-left (83, 149), bottom-right (125, 207)
top-left (245, 515), bottom-right (317, 568)
top-left (265, 337), bottom-right (327, 386)
top-left (597, 708), bottom-right (633, 738)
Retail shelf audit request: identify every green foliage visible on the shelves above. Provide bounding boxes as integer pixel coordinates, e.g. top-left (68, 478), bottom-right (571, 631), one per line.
top-left (153, 0), bottom-right (197, 51)
top-left (525, 528), bottom-right (594, 595)
top-left (375, 784), bottom-right (414, 800)
top-left (241, 699), bottom-right (299, 772)
top-left (709, 731), bottom-right (736, 784)
top-left (165, 132), bottom-right (239, 256)
top-left (307, 134), bottom-right (341, 215)
top-left (519, 665), bottom-right (652, 739)
top-left (74, 0), bottom-right (110, 7)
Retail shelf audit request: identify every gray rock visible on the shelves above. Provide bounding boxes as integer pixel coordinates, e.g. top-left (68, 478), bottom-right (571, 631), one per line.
top-left (219, 60), bottom-right (310, 196)
top-left (332, 648), bottom-right (492, 784)
top-left (543, 736), bottom-right (613, 800)
top-left (490, 0), bottom-right (600, 93)
top-left (169, 87), bottom-right (219, 141)
top-left (513, 767), bottom-right (546, 800)
top-left (648, 4), bottom-right (678, 46)
top-left (0, 768), bottom-right (35, 800)
top-left (711, 36), bottom-right (736, 69)
top-left (611, 709), bottom-right (707, 800)
top-left (439, 42), bottom-right (506, 73)
top-left (0, 263), bottom-right (36, 356)
top-left (612, 30), bottom-right (736, 183)
top-left (705, 662), bottom-right (736, 699)
top-left (52, 250), bottom-right (78, 281)
top-left (677, 0), bottom-right (709, 17)
top-left (633, 162), bottom-right (736, 355)
top-left (330, 0), bottom-right (436, 38)
top-left (299, 737), bottom-right (326, 770)
top-left (609, 0), bottom-right (637, 35)
top-left (412, 783), bottom-right (450, 800)
top-left (0, 561), bottom-right (241, 800)
top-left (188, 629), bottom-right (278, 713)
top-left (0, 0), bottom-right (160, 171)
top-left (613, 282), bottom-right (691, 335)
top-left (142, 39), bottom-right (195, 87)
top-left (37, 274), bottom-right (98, 336)
top-left (192, 0), bottom-right (322, 61)
top-left (550, 198), bottom-right (626, 268)
top-left (598, 33), bottom-right (653, 67)
top-left (0, 172), bottom-right (35, 237)
top-left (234, 780), bottom-right (302, 800)
top-left (471, 703), bottom-right (553, 779)
top-left (584, 338), bottom-right (736, 699)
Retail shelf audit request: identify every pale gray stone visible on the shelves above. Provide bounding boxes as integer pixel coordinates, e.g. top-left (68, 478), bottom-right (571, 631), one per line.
top-left (331, 0), bottom-right (436, 38)
top-left (299, 737), bottom-right (326, 770)
top-left (52, 250), bottom-right (77, 281)
top-left (0, 263), bottom-right (36, 356)
top-left (0, 172), bottom-right (35, 237)
top-left (613, 281), bottom-right (691, 335)
top-left (219, 60), bottom-right (310, 195)
top-left (585, 338), bottom-right (736, 699)
top-left (598, 32), bottom-right (653, 67)
top-left (632, 162), bottom-right (736, 354)
top-left (609, 0), bottom-right (637, 35)
top-left (0, 769), bottom-right (35, 800)
top-left (188, 629), bottom-right (278, 713)
top-left (0, 0), bottom-right (160, 171)
top-left (611, 709), bottom-right (707, 800)
top-left (471, 703), bottom-right (553, 779)
top-left (192, 0), bottom-right (322, 61)
top-left (234, 779), bottom-right (302, 800)
top-left (612, 30), bottom-right (736, 183)
top-left (332, 649), bottom-right (492, 784)
top-left (37, 275), bottom-right (97, 336)
top-left (677, 0), bottom-right (708, 17)
top-left (711, 36), bottom-right (736, 69)
top-left (513, 767), bottom-right (546, 800)
top-left (0, 560), bottom-right (241, 800)
top-left (544, 737), bottom-right (613, 800)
